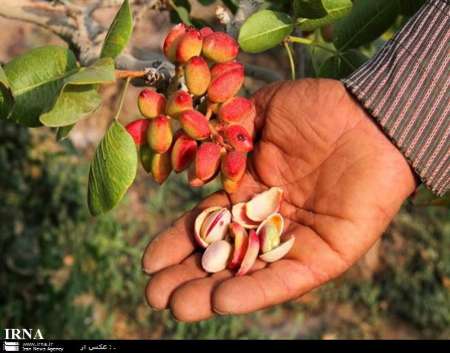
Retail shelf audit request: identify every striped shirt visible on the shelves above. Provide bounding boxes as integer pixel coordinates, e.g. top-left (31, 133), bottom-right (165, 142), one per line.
top-left (343, 0), bottom-right (449, 196)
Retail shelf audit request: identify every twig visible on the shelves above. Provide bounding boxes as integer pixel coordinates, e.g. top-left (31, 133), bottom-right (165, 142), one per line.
top-left (217, 0), bottom-right (264, 38)
top-left (0, 0), bottom-right (279, 86)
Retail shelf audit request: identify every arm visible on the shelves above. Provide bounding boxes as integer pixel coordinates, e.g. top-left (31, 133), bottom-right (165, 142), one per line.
top-left (343, 0), bottom-right (450, 196)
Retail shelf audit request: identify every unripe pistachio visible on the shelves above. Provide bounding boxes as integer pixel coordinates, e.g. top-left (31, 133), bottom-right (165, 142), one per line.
top-left (166, 90), bottom-right (193, 118)
top-left (222, 124), bottom-right (253, 152)
top-left (163, 23), bottom-right (188, 62)
top-left (184, 56), bottom-right (211, 96)
top-left (171, 131), bottom-right (197, 173)
top-left (206, 100), bottom-right (220, 115)
top-left (147, 115), bottom-right (173, 154)
top-left (222, 177), bottom-right (239, 194)
top-left (221, 150), bottom-right (246, 193)
top-left (208, 63), bottom-right (245, 103)
top-left (140, 145), bottom-right (172, 184)
top-left (210, 61), bottom-right (243, 79)
top-left (139, 144), bottom-right (153, 173)
top-left (199, 26), bottom-right (214, 39)
top-left (194, 142), bottom-right (222, 181)
top-left (125, 118), bottom-right (150, 145)
top-left (188, 163), bottom-right (205, 187)
top-left (221, 150), bottom-right (246, 181)
top-left (179, 110), bottom-right (211, 140)
top-left (218, 96), bottom-right (255, 123)
top-left (202, 32), bottom-right (239, 63)
top-left (150, 151), bottom-right (172, 184)
top-left (138, 89), bottom-right (166, 118)
top-left (176, 28), bottom-right (203, 64)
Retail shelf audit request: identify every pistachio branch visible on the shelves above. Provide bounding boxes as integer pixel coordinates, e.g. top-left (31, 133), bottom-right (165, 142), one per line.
top-left (0, 0), bottom-right (280, 85)
top-left (0, 0), bottom-right (164, 65)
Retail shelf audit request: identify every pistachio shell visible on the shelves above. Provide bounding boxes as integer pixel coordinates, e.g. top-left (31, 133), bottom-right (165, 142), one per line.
top-left (194, 206), bottom-right (221, 248)
top-left (236, 230), bottom-right (260, 276)
top-left (201, 208), bottom-right (232, 243)
top-left (228, 223), bottom-right (249, 270)
top-left (245, 187), bottom-right (283, 222)
top-left (257, 213), bottom-right (284, 253)
top-left (202, 240), bottom-right (232, 273)
top-left (259, 235), bottom-right (295, 263)
top-left (231, 202), bottom-right (259, 229)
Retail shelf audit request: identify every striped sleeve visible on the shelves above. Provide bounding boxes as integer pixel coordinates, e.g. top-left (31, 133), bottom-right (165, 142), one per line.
top-left (342, 0), bottom-right (450, 196)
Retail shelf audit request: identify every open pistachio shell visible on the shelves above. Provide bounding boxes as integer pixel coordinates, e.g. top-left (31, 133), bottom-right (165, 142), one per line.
top-left (228, 222), bottom-right (249, 270)
top-left (194, 206), bottom-right (221, 248)
top-left (257, 213), bottom-right (284, 253)
top-left (236, 230), bottom-right (260, 276)
top-left (202, 240), bottom-right (232, 273)
top-left (259, 235), bottom-right (295, 263)
top-left (245, 187), bottom-right (283, 222)
top-left (201, 208), bottom-right (232, 243)
top-left (231, 202), bottom-right (259, 229)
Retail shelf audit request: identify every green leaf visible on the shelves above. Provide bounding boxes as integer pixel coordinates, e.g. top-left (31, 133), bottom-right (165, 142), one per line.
top-left (56, 124), bottom-right (75, 141)
top-left (238, 10), bottom-right (294, 53)
top-left (319, 49), bottom-right (368, 79)
top-left (64, 58), bottom-right (116, 85)
top-left (170, 0), bottom-right (192, 25)
top-left (87, 122), bottom-right (138, 216)
top-left (100, 0), bottom-right (133, 60)
top-left (40, 86), bottom-right (101, 127)
top-left (40, 58), bottom-right (115, 127)
top-left (0, 65), bottom-right (15, 119)
top-left (297, 0), bottom-right (352, 31)
top-left (293, 0), bottom-right (328, 19)
top-left (333, 0), bottom-right (399, 50)
top-left (1, 46), bottom-right (77, 127)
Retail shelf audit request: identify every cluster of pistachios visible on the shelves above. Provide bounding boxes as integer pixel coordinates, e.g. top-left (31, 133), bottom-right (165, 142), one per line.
top-left (195, 187), bottom-right (295, 275)
top-left (125, 24), bottom-right (254, 191)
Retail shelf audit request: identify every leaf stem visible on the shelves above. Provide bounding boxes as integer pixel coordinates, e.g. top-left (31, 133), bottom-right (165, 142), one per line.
top-left (283, 41), bottom-right (296, 80)
top-left (115, 69), bottom-right (147, 79)
top-left (287, 35), bottom-right (336, 54)
top-left (114, 77), bottom-right (131, 121)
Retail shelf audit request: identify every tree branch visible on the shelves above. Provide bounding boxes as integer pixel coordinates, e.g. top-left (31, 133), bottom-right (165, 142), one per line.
top-left (216, 0), bottom-right (264, 38)
top-left (0, 0), bottom-right (279, 85)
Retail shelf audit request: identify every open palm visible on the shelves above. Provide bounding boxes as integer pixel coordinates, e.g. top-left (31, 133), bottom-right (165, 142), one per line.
top-left (142, 79), bottom-right (416, 322)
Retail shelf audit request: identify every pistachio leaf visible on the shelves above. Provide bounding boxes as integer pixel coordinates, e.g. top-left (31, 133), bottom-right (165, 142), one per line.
top-left (1, 46), bottom-right (78, 127)
top-left (87, 122), bottom-right (138, 216)
top-left (100, 0), bottom-right (133, 60)
top-left (296, 0), bottom-right (352, 31)
top-left (238, 10), bottom-right (294, 53)
top-left (40, 58), bottom-right (115, 127)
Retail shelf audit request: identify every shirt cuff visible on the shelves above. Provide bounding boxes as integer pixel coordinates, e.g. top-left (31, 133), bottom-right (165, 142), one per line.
top-left (342, 0), bottom-right (450, 196)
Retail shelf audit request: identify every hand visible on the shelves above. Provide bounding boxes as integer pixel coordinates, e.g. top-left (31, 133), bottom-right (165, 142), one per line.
top-left (142, 79), bottom-right (417, 322)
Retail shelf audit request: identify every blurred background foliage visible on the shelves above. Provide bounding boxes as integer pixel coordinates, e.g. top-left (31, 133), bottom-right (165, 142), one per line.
top-left (0, 0), bottom-right (448, 339)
